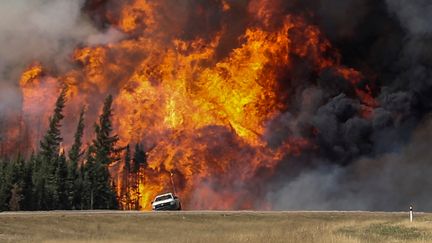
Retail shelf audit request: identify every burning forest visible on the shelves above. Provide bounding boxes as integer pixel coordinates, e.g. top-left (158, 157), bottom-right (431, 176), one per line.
top-left (1, 0), bottom-right (432, 211)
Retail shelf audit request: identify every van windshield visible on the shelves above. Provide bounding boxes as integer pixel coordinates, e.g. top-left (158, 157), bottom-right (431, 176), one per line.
top-left (155, 195), bottom-right (172, 202)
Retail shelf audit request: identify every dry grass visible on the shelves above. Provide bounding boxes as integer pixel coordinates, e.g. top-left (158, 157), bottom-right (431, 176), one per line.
top-left (0, 211), bottom-right (432, 243)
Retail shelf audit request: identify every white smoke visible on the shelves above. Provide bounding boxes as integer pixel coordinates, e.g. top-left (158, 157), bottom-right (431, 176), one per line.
top-left (0, 0), bottom-right (124, 113)
top-left (0, 0), bottom-right (94, 79)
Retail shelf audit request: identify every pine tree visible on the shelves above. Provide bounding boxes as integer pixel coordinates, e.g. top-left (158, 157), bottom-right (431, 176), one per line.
top-left (33, 161), bottom-right (47, 210)
top-left (93, 95), bottom-right (120, 165)
top-left (82, 145), bottom-right (118, 209)
top-left (0, 159), bottom-right (8, 211)
top-left (39, 87), bottom-right (67, 164)
top-left (36, 86), bottom-right (68, 210)
top-left (68, 107), bottom-right (86, 209)
top-left (73, 168), bottom-right (84, 210)
top-left (68, 107), bottom-right (85, 168)
top-left (83, 95), bottom-right (120, 210)
top-left (92, 95), bottom-right (119, 208)
top-left (0, 155), bottom-right (24, 211)
top-left (82, 145), bottom-right (96, 210)
top-left (21, 156), bottom-right (34, 210)
top-left (54, 153), bottom-right (68, 209)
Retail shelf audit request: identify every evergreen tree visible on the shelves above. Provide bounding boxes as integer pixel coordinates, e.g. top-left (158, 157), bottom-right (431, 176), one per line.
top-left (93, 95), bottom-right (120, 165)
top-left (21, 156), bottom-right (34, 210)
top-left (35, 86), bottom-right (68, 210)
top-left (82, 145), bottom-right (96, 210)
top-left (67, 107), bottom-right (86, 209)
top-left (73, 168), bottom-right (84, 210)
top-left (39, 87), bottom-right (67, 164)
top-left (33, 164), bottom-right (47, 210)
top-left (0, 159), bottom-right (8, 211)
top-left (0, 155), bottom-right (24, 211)
top-left (83, 95), bottom-right (120, 210)
top-left (92, 159), bottom-right (117, 209)
top-left (54, 153), bottom-right (68, 209)
top-left (83, 145), bottom-right (117, 209)
top-left (68, 107), bottom-right (85, 168)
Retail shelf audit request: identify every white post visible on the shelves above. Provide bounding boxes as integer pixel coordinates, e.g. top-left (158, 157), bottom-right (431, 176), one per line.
top-left (410, 205), bottom-right (413, 222)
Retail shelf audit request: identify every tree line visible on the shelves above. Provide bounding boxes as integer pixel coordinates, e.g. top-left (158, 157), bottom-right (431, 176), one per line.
top-left (0, 87), bottom-right (146, 211)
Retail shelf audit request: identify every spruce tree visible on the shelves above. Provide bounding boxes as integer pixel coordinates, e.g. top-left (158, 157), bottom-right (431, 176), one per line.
top-left (0, 159), bottom-right (8, 211)
top-left (33, 167), bottom-right (47, 210)
top-left (0, 155), bottom-right (23, 211)
top-left (36, 86), bottom-right (68, 210)
top-left (84, 95), bottom-right (120, 209)
top-left (93, 95), bottom-right (120, 165)
top-left (82, 145), bottom-right (96, 210)
top-left (39, 87), bottom-right (67, 164)
top-left (82, 145), bottom-right (118, 209)
top-left (68, 107), bottom-right (86, 209)
top-left (73, 168), bottom-right (84, 210)
top-left (21, 156), bottom-right (34, 210)
top-left (54, 152), bottom-right (68, 209)
top-left (68, 107), bottom-right (85, 167)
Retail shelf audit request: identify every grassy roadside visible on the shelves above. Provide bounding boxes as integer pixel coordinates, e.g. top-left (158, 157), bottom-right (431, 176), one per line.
top-left (0, 211), bottom-right (431, 243)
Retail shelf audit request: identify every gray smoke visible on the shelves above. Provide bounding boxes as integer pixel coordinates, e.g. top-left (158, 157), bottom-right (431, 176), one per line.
top-left (267, 0), bottom-right (432, 211)
top-left (386, 0), bottom-right (432, 35)
top-left (0, 0), bottom-right (123, 111)
top-left (0, 0), bottom-right (93, 82)
top-left (269, 116), bottom-right (432, 211)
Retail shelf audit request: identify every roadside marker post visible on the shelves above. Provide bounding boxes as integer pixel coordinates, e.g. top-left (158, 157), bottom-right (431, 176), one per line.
top-left (410, 205), bottom-right (413, 222)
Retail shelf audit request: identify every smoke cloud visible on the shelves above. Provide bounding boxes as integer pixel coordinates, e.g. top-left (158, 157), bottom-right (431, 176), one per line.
top-left (0, 0), bottom-right (123, 110)
top-left (0, 0), bottom-right (93, 81)
top-left (265, 0), bottom-right (432, 211)
top-left (270, 116), bottom-right (432, 211)
top-left (386, 0), bottom-right (432, 35)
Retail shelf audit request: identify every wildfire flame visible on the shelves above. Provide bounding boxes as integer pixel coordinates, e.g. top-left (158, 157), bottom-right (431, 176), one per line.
top-left (16, 0), bottom-right (376, 210)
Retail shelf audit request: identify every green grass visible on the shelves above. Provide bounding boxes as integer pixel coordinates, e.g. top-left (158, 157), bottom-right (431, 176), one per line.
top-left (0, 211), bottom-right (431, 243)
